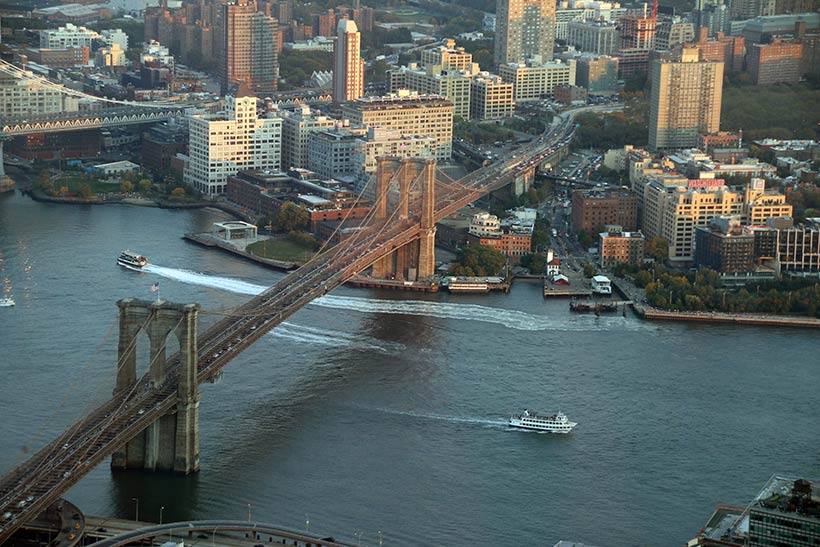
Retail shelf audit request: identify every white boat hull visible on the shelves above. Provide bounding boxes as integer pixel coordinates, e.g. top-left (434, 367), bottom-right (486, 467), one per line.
top-left (508, 418), bottom-right (577, 433)
top-left (117, 258), bottom-right (146, 271)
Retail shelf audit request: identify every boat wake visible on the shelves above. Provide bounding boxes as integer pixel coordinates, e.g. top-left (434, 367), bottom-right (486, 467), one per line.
top-left (143, 264), bottom-right (263, 295)
top-left (141, 264), bottom-right (645, 332)
top-left (369, 407), bottom-right (510, 429)
top-left (272, 322), bottom-right (405, 354)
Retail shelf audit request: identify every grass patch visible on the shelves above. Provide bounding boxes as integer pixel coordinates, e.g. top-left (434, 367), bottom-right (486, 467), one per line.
top-left (721, 82), bottom-right (820, 140)
top-left (53, 175), bottom-right (119, 194)
top-left (246, 238), bottom-right (316, 262)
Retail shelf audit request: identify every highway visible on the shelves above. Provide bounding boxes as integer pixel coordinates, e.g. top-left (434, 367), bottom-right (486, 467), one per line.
top-left (0, 111), bottom-right (579, 545)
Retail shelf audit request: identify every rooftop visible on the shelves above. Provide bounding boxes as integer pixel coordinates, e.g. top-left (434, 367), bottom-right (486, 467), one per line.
top-left (752, 475), bottom-right (820, 519)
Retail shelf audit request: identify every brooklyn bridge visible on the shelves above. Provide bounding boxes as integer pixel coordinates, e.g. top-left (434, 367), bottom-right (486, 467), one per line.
top-left (0, 112), bottom-right (577, 545)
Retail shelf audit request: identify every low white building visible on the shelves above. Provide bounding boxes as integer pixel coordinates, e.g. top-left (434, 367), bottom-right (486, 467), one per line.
top-left (183, 84), bottom-right (282, 197)
top-left (94, 160), bottom-right (140, 176)
top-left (469, 212), bottom-right (502, 237)
top-left (39, 23), bottom-right (99, 49)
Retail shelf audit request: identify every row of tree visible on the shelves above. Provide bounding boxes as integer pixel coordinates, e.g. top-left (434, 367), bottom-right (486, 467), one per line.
top-left (613, 263), bottom-right (820, 317)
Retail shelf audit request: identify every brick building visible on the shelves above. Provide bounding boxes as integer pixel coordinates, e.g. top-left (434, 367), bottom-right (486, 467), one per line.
top-left (694, 217), bottom-right (755, 274)
top-left (599, 229), bottom-right (645, 267)
top-left (571, 188), bottom-right (638, 235)
top-left (748, 39), bottom-right (803, 84)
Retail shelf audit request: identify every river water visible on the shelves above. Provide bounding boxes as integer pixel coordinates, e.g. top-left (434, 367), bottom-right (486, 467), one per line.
top-left (1, 190), bottom-right (818, 547)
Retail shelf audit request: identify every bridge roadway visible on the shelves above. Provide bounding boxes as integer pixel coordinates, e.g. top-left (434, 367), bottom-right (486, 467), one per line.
top-left (1, 106), bottom-right (188, 137)
top-left (0, 114), bottom-right (577, 545)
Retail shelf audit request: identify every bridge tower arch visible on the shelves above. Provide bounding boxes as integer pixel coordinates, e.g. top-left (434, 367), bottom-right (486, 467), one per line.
top-left (370, 157), bottom-right (437, 282)
top-left (111, 298), bottom-right (201, 474)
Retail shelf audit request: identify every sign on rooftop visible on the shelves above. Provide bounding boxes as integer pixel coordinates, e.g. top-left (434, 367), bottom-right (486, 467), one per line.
top-left (687, 178), bottom-right (725, 189)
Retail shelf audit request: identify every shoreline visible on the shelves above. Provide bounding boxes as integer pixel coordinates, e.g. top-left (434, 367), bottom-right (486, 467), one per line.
top-left (609, 276), bottom-right (820, 329)
top-left (19, 189), bottom-right (820, 328)
top-left (24, 188), bottom-right (253, 220)
top-left (633, 305), bottom-right (820, 329)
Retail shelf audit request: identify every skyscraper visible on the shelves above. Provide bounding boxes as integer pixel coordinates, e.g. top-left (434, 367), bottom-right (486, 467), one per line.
top-left (648, 47), bottom-right (723, 150)
top-left (332, 18), bottom-right (364, 104)
top-left (494, 0), bottom-right (556, 67)
top-left (219, 0), bottom-right (278, 95)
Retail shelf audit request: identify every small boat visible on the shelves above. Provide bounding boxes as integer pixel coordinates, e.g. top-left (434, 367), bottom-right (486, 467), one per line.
top-left (508, 409), bottom-right (577, 433)
top-left (0, 297), bottom-right (15, 307)
top-left (117, 250), bottom-right (148, 270)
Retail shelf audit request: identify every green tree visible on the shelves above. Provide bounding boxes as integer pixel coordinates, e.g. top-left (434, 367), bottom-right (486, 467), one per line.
top-left (77, 183), bottom-right (94, 199)
top-left (645, 237), bottom-right (669, 262)
top-left (577, 229), bottom-right (593, 249)
top-left (451, 245), bottom-right (506, 276)
top-left (138, 179), bottom-right (153, 193)
top-left (276, 202), bottom-right (310, 232)
top-left (170, 187), bottom-right (186, 198)
top-left (582, 263), bottom-right (597, 278)
top-left (522, 252), bottom-right (547, 274)
top-left (120, 181), bottom-right (133, 193)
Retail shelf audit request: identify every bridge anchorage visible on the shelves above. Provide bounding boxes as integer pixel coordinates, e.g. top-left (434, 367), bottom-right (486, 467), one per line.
top-left (370, 157), bottom-right (437, 282)
top-left (111, 299), bottom-right (201, 474)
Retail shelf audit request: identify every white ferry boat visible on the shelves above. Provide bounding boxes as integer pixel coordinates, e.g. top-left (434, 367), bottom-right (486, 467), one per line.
top-left (0, 297), bottom-right (14, 307)
top-left (117, 250), bottom-right (148, 270)
top-left (508, 409), bottom-right (577, 433)
top-left (591, 275), bottom-right (612, 295)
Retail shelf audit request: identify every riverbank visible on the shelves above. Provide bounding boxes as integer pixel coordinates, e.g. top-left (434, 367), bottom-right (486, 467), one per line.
top-left (183, 232), bottom-right (299, 271)
top-left (23, 187), bottom-right (253, 220)
top-left (609, 274), bottom-right (820, 329)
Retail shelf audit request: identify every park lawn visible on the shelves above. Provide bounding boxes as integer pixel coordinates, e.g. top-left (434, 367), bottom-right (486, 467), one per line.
top-left (246, 238), bottom-right (316, 262)
top-left (54, 175), bottom-right (119, 194)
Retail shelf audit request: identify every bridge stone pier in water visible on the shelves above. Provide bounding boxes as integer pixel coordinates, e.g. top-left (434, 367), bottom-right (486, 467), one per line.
top-left (370, 157), bottom-right (437, 282)
top-left (111, 299), bottom-right (201, 474)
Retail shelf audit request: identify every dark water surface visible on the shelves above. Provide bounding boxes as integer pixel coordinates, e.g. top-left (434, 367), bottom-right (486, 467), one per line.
top-left (1, 191), bottom-right (818, 547)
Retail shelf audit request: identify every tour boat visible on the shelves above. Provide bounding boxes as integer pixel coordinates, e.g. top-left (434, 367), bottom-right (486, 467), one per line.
top-left (0, 297), bottom-right (14, 307)
top-left (117, 250), bottom-right (148, 270)
top-left (508, 409), bottom-right (577, 433)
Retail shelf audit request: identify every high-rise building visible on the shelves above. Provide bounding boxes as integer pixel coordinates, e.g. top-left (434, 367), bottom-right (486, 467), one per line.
top-left (499, 59), bottom-right (576, 101)
top-left (571, 188), bottom-right (639, 235)
top-left (183, 83), bottom-right (282, 196)
top-left (648, 47), bottom-right (723, 150)
top-left (421, 39), bottom-right (476, 70)
top-left (341, 91), bottom-right (454, 159)
top-left (748, 39), bottom-right (803, 84)
top-left (470, 73), bottom-right (515, 120)
top-left (219, 0), bottom-right (278, 95)
top-left (494, 0), bottom-right (556, 66)
top-left (332, 18), bottom-right (364, 104)
top-left (387, 64), bottom-right (474, 120)
top-left (689, 28), bottom-right (745, 72)
top-left (576, 55), bottom-right (619, 94)
top-left (619, 13), bottom-right (657, 50)
top-left (567, 21), bottom-right (618, 55)
top-left (748, 476), bottom-right (820, 547)
top-left (279, 105), bottom-right (337, 170)
top-left (654, 18), bottom-right (694, 50)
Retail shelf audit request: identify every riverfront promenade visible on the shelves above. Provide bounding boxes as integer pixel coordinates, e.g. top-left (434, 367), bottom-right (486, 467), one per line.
top-left (608, 275), bottom-right (820, 329)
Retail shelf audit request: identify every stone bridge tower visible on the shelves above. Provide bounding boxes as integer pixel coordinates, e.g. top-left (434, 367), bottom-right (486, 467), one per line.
top-left (111, 299), bottom-right (201, 474)
top-left (370, 157), bottom-right (437, 282)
